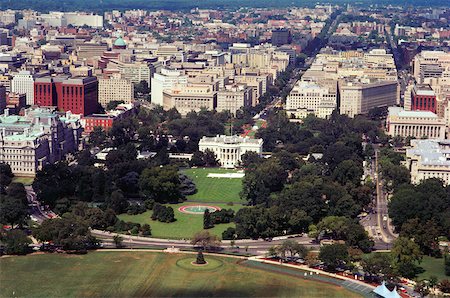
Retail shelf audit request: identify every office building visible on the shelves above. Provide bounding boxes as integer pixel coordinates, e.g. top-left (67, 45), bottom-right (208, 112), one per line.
top-left (339, 80), bottom-right (399, 118)
top-left (406, 139), bottom-right (450, 186)
top-left (151, 69), bottom-right (188, 106)
top-left (199, 135), bottom-right (263, 168)
top-left (216, 85), bottom-right (253, 115)
top-left (98, 74), bottom-right (134, 108)
top-left (411, 84), bottom-right (437, 113)
top-left (387, 107), bottom-right (447, 139)
top-left (0, 85), bottom-right (5, 113)
top-left (0, 107), bottom-right (82, 176)
top-left (34, 76), bottom-right (99, 116)
top-left (271, 29), bottom-right (292, 46)
top-left (11, 71), bottom-right (36, 105)
top-left (162, 85), bottom-right (217, 116)
top-left (286, 80), bottom-right (337, 119)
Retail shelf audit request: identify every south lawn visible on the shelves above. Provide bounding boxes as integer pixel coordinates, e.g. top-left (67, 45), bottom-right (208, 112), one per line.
top-left (118, 203), bottom-right (243, 239)
top-left (416, 256), bottom-right (448, 281)
top-left (182, 168), bottom-right (244, 203)
top-left (0, 252), bottom-right (360, 298)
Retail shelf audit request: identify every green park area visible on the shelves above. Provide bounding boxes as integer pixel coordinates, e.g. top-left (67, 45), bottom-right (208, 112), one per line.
top-left (417, 256), bottom-right (448, 282)
top-left (181, 168), bottom-right (244, 203)
top-left (118, 167), bottom-right (246, 239)
top-left (118, 203), bottom-right (243, 239)
top-left (11, 176), bottom-right (34, 186)
top-left (0, 252), bottom-right (360, 297)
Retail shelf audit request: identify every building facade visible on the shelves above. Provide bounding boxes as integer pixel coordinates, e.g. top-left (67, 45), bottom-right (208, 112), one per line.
top-left (162, 85), bottom-right (217, 116)
top-left (198, 135), bottom-right (263, 168)
top-left (387, 107), bottom-right (447, 139)
top-left (286, 80), bottom-right (337, 119)
top-left (339, 80), bottom-right (398, 118)
top-left (0, 107), bottom-right (82, 176)
top-left (34, 76), bottom-right (99, 116)
top-left (98, 75), bottom-right (134, 108)
top-left (216, 85), bottom-right (252, 115)
top-left (11, 70), bottom-right (35, 105)
top-left (411, 84), bottom-right (437, 113)
top-left (406, 139), bottom-right (450, 186)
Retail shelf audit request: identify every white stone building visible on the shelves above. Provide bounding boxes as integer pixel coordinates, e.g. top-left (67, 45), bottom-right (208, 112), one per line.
top-left (151, 69), bottom-right (188, 106)
top-left (0, 107), bottom-right (82, 176)
top-left (198, 135), bottom-right (263, 168)
top-left (339, 79), bottom-right (399, 118)
top-left (98, 74), bottom-right (134, 108)
top-left (286, 80), bottom-right (337, 119)
top-left (216, 85), bottom-right (253, 115)
top-left (162, 85), bottom-right (217, 116)
top-left (406, 139), bottom-right (450, 186)
top-left (11, 71), bottom-right (35, 105)
top-left (387, 107), bottom-right (447, 139)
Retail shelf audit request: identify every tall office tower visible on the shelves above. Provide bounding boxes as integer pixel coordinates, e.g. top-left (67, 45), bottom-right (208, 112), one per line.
top-left (34, 76), bottom-right (99, 116)
top-left (0, 85), bottom-right (6, 113)
top-left (339, 80), bottom-right (399, 118)
top-left (151, 69), bottom-right (188, 106)
top-left (11, 71), bottom-right (35, 105)
top-left (98, 74), bottom-right (134, 108)
top-left (271, 29), bottom-right (292, 46)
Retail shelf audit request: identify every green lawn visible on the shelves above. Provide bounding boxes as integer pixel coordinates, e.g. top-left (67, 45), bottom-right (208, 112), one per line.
top-left (11, 176), bottom-right (34, 185)
top-left (182, 168), bottom-right (244, 203)
top-left (118, 203), bottom-right (243, 239)
top-left (0, 252), bottom-right (360, 297)
top-left (417, 256), bottom-right (448, 281)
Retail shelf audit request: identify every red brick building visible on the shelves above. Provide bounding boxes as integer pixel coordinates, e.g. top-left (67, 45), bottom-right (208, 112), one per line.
top-left (81, 103), bottom-right (135, 135)
top-left (411, 84), bottom-right (437, 113)
top-left (34, 76), bottom-right (99, 116)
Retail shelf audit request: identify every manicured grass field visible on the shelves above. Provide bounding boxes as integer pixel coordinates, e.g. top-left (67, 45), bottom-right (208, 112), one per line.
top-left (417, 256), bottom-right (448, 281)
top-left (0, 252), bottom-right (361, 297)
top-left (11, 176), bottom-right (34, 185)
top-left (182, 168), bottom-right (244, 203)
top-left (118, 203), bottom-right (243, 239)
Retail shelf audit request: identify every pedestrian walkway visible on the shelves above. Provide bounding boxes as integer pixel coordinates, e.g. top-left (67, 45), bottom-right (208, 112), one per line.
top-left (245, 258), bottom-right (376, 298)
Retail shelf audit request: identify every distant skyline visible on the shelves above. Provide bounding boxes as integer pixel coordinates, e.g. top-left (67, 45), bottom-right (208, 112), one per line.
top-left (1, 0), bottom-right (449, 13)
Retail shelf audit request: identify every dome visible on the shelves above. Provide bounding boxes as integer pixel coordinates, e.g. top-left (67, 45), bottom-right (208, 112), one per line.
top-left (113, 36), bottom-right (126, 47)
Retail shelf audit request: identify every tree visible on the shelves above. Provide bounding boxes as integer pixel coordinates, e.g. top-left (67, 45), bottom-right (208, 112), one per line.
top-left (196, 251), bottom-right (206, 264)
top-left (0, 195), bottom-right (28, 227)
top-left (332, 160), bottom-right (363, 186)
top-left (439, 280), bottom-right (450, 294)
top-left (400, 218), bottom-right (440, 257)
top-left (414, 281), bottom-right (430, 298)
top-left (222, 227), bottom-right (236, 240)
top-left (33, 214), bottom-right (97, 252)
top-left (0, 229), bottom-right (31, 255)
top-left (190, 151), bottom-right (206, 167)
top-left (391, 237), bottom-right (423, 278)
top-left (140, 224), bottom-right (152, 236)
top-left (277, 240), bottom-right (308, 260)
top-left (361, 253), bottom-right (395, 280)
top-left (203, 149), bottom-right (218, 167)
top-left (106, 100), bottom-right (124, 110)
top-left (113, 235), bottom-right (123, 248)
top-left (319, 243), bottom-right (349, 271)
top-left (134, 80), bottom-right (150, 97)
top-left (203, 209), bottom-right (214, 229)
top-left (139, 166), bottom-right (182, 203)
top-left (89, 127), bottom-right (107, 148)
top-left (106, 190), bottom-right (129, 214)
top-left (191, 231), bottom-right (221, 251)
top-left (0, 163), bottom-right (13, 187)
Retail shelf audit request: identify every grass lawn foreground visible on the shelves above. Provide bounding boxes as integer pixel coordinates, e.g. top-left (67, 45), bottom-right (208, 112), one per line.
top-left (182, 168), bottom-right (244, 203)
top-left (416, 256), bottom-right (448, 282)
top-left (118, 203), bottom-right (243, 239)
top-left (0, 251), bottom-right (360, 298)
